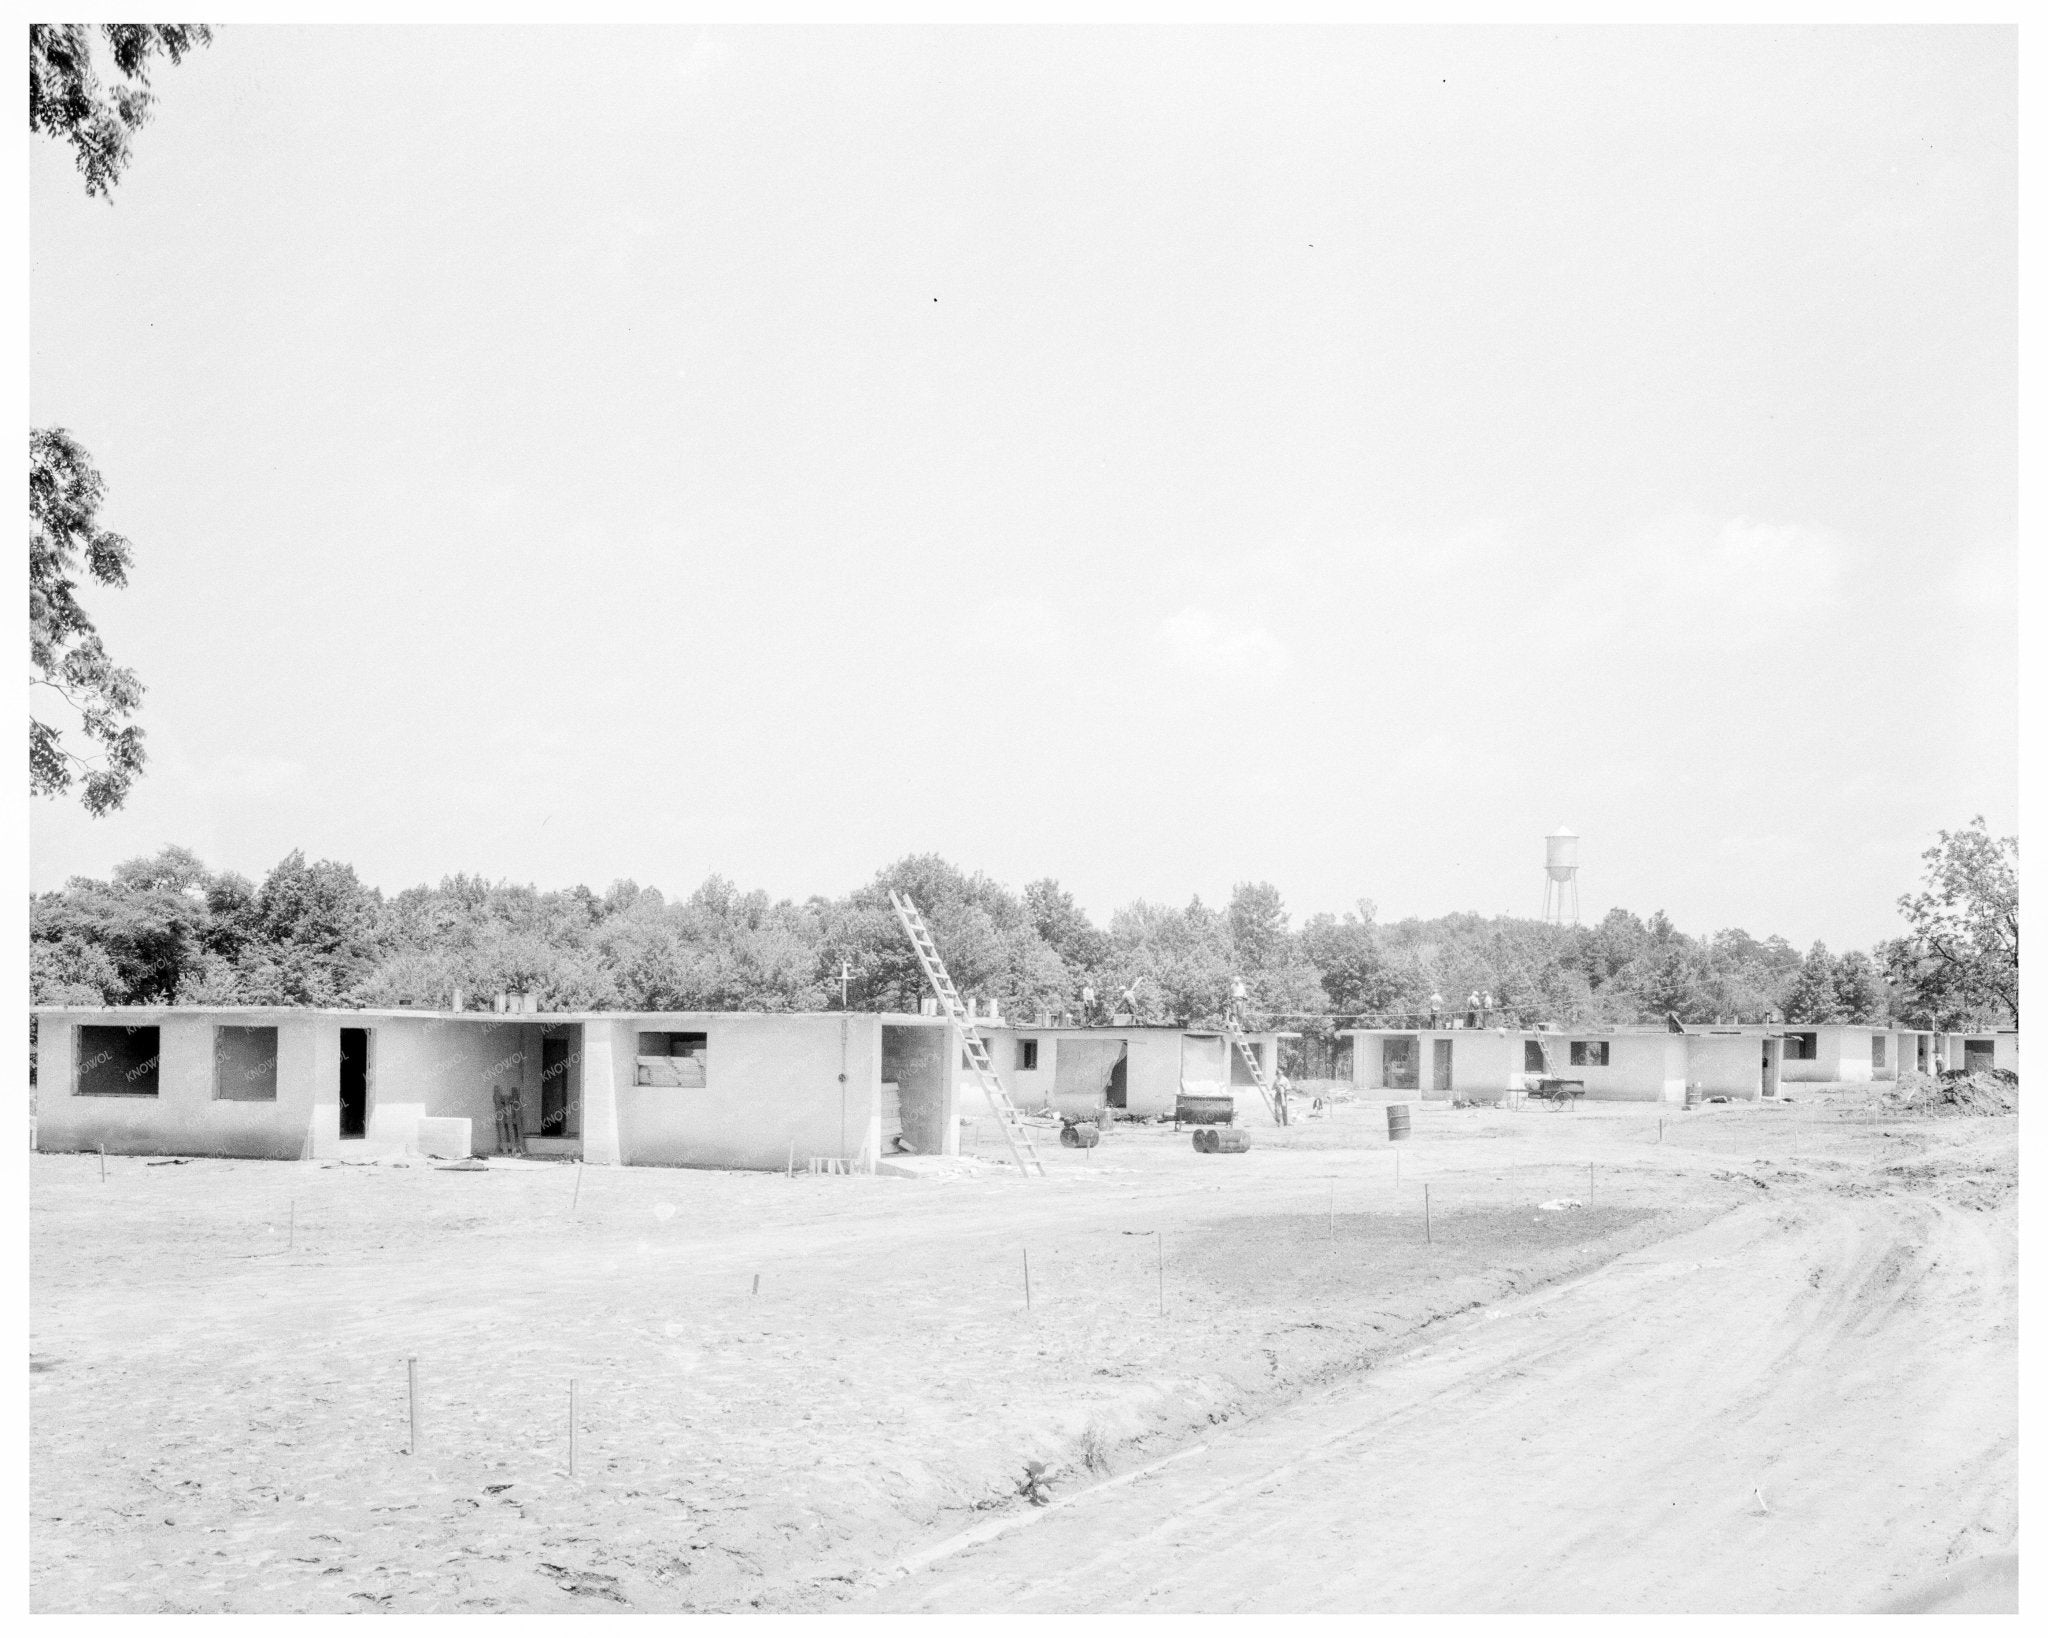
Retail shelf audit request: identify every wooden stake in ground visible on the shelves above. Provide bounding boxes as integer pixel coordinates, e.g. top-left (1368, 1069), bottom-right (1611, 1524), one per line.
top-left (98, 1142), bottom-right (106, 1182)
top-left (1424, 1183), bottom-right (1432, 1244)
top-left (1328, 1179), bottom-right (1335, 1241)
top-left (1589, 1160), bottom-right (1596, 1206)
top-left (752, 1273), bottom-right (760, 1297)
top-left (406, 1357), bottom-right (420, 1456)
top-left (569, 1378), bottom-right (579, 1478)
top-left (787, 1141), bottom-right (794, 1179)
top-left (571, 1161), bottom-right (583, 1214)
top-left (1023, 1247), bottom-right (1032, 1312)
top-left (1156, 1231), bottom-right (1165, 1319)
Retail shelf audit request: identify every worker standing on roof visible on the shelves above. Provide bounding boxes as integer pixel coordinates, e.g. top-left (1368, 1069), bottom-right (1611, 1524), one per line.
top-left (1229, 975), bottom-right (1249, 1032)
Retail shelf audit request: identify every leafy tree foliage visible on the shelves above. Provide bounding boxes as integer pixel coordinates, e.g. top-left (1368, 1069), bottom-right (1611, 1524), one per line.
top-left (1102, 899), bottom-right (1235, 1025)
top-left (1780, 942), bottom-right (1843, 1023)
top-left (1883, 817), bottom-right (2018, 1026)
top-left (33, 845), bottom-right (1940, 1053)
top-left (32, 27), bottom-right (212, 811)
top-left (31, 854), bottom-right (210, 1002)
top-left (30, 23), bottom-right (213, 198)
top-left (825, 856), bottom-right (1067, 1018)
top-left (29, 430), bottom-right (148, 814)
top-left (1022, 878), bottom-right (1111, 974)
top-left (1298, 905), bottom-right (1401, 1019)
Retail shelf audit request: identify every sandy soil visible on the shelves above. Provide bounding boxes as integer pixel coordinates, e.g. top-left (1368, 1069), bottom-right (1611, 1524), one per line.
top-left (30, 1092), bottom-right (2015, 1613)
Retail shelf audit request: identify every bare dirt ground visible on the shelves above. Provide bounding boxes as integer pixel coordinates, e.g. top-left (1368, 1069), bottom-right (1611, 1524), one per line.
top-left (30, 1091), bottom-right (2016, 1613)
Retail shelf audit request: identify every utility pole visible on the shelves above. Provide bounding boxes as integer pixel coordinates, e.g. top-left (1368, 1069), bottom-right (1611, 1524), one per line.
top-left (838, 961), bottom-right (852, 1009)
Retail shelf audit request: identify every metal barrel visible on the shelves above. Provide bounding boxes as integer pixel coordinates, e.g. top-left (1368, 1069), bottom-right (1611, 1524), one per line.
top-left (1176, 1094), bottom-right (1235, 1127)
top-left (1191, 1127), bottom-right (1216, 1153)
top-left (1061, 1121), bottom-right (1100, 1149)
top-left (1210, 1128), bottom-right (1251, 1154)
top-left (1386, 1103), bottom-right (1412, 1142)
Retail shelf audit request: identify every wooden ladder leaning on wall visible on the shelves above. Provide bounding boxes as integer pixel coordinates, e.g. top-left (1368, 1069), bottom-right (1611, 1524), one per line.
top-left (1228, 1030), bottom-right (1284, 1124)
top-left (887, 890), bottom-right (1047, 1178)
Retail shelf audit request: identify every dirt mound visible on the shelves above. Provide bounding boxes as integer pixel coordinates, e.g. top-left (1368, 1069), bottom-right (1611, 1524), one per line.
top-left (1883, 1069), bottom-right (2017, 1117)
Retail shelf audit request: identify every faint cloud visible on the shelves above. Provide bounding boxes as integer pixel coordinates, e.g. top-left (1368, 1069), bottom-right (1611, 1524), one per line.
top-left (1673, 517), bottom-right (1839, 605)
top-left (1945, 548), bottom-right (2013, 612)
top-left (1152, 606), bottom-right (1289, 680)
top-left (205, 756), bottom-right (307, 802)
top-left (668, 33), bottom-right (735, 84)
top-left (1573, 515), bottom-right (1844, 647)
top-left (1712, 831), bottom-right (1805, 865)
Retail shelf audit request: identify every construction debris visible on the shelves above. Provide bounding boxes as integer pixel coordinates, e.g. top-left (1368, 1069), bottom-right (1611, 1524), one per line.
top-left (1880, 1070), bottom-right (2017, 1118)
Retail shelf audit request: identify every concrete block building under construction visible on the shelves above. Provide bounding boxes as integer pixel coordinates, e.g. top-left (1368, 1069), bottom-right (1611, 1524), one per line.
top-left (32, 1005), bottom-right (964, 1170)
top-left (1342, 1021), bottom-right (2018, 1103)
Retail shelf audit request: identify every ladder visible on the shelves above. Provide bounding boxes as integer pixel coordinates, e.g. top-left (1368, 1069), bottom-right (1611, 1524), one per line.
top-left (888, 890), bottom-right (1046, 1178)
top-left (1229, 1029), bottom-right (1284, 1125)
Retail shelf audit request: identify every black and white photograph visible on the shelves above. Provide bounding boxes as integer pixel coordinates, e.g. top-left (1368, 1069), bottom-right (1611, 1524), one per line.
top-left (26, 20), bottom-right (2020, 1616)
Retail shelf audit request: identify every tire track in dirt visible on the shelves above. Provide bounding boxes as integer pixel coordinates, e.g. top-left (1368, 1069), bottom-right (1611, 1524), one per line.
top-left (858, 1187), bottom-right (2016, 1613)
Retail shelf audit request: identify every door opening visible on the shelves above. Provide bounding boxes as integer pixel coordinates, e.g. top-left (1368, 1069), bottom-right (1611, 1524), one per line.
top-left (1432, 1038), bottom-right (1454, 1092)
top-left (339, 1027), bottom-right (370, 1138)
top-left (540, 1036), bottom-right (571, 1135)
top-left (1106, 1056), bottom-right (1128, 1109)
top-left (1761, 1037), bottom-right (1780, 1099)
top-left (1383, 1037), bottom-right (1418, 1091)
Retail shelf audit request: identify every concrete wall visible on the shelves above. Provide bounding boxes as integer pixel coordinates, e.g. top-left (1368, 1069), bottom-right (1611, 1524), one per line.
top-left (1347, 1030), bottom-right (1520, 1096)
top-left (33, 1008), bottom-right (969, 1171)
top-left (1822, 1027), bottom-right (1875, 1084)
top-left (1947, 1031), bottom-right (2019, 1075)
top-left (1046, 1036), bottom-right (1127, 1120)
top-left (1777, 1026), bottom-right (1877, 1085)
top-left (1685, 1033), bottom-right (1763, 1099)
top-left (611, 1012), bottom-right (888, 1172)
top-left (953, 1024), bottom-right (1051, 1110)
top-left (1538, 1033), bottom-right (1687, 1102)
top-left (1776, 1030), bottom-right (1826, 1083)
top-left (38, 1010), bottom-right (326, 1160)
top-left (954, 1026), bottom-right (1284, 1120)
top-left (988, 1026), bottom-right (1059, 1108)
top-left (1345, 1032), bottom-right (1415, 1093)
top-left (1219, 1033), bottom-right (1287, 1117)
top-left (881, 1023), bottom-right (957, 1156)
top-left (1117, 1032), bottom-right (1182, 1116)
top-left (1427, 1031), bottom-right (1516, 1097)
top-left (363, 1015), bottom-right (545, 1155)
top-left (1346, 1028), bottom-right (1698, 1104)
top-left (1178, 1034), bottom-right (1227, 1089)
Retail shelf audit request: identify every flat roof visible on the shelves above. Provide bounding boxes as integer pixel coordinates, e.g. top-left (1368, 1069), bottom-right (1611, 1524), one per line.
top-left (1340, 1022), bottom-right (1918, 1037)
top-left (33, 1005), bottom-right (946, 1027)
top-left (992, 1022), bottom-right (1301, 1037)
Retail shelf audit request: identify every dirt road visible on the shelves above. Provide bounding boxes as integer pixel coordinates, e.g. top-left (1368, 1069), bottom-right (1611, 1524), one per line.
top-left (862, 1184), bottom-right (2018, 1613)
top-left (33, 1098), bottom-right (2015, 1612)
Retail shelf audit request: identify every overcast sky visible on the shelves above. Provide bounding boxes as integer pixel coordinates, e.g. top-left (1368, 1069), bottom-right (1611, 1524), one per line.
top-left (29, 26), bottom-right (2015, 949)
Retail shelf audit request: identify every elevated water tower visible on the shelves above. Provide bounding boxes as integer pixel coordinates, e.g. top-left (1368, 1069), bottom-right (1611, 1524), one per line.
top-left (1542, 826), bottom-right (1580, 925)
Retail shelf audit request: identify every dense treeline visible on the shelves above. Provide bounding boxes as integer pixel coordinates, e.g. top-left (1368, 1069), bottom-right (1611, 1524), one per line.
top-left (36, 845), bottom-right (2004, 1072)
